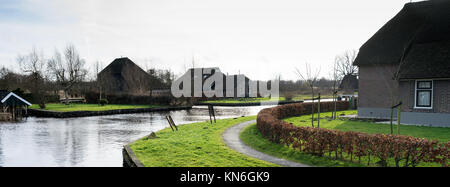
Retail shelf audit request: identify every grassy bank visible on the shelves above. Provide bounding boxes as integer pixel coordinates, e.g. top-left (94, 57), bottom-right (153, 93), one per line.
top-left (201, 94), bottom-right (333, 104)
top-left (130, 116), bottom-right (278, 167)
top-left (284, 110), bottom-right (450, 142)
top-left (240, 124), bottom-right (364, 167)
top-left (30, 103), bottom-right (164, 112)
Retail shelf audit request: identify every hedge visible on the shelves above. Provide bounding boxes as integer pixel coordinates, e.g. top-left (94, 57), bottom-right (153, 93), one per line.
top-left (256, 101), bottom-right (449, 167)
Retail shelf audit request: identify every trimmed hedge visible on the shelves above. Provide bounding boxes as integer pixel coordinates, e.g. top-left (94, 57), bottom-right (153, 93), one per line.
top-left (257, 101), bottom-right (449, 167)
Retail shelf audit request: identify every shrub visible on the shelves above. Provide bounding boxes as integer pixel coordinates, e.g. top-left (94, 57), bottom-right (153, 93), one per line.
top-left (257, 101), bottom-right (449, 167)
top-left (99, 99), bottom-right (108, 106)
top-left (282, 92), bottom-right (295, 101)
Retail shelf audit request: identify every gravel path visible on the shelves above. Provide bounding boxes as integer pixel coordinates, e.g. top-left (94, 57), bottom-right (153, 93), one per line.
top-left (223, 120), bottom-right (310, 167)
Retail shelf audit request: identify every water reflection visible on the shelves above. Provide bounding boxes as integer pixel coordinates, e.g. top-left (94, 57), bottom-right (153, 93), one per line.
top-left (0, 105), bottom-right (270, 167)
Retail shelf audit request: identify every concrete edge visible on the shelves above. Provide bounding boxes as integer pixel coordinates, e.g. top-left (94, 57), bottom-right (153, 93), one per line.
top-left (122, 144), bottom-right (145, 167)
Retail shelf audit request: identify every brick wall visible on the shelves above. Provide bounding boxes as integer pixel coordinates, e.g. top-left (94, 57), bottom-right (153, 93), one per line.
top-left (400, 80), bottom-right (450, 113)
top-left (358, 64), bottom-right (399, 108)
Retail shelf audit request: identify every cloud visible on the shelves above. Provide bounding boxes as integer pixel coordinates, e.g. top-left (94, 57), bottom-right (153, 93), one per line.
top-left (0, 0), bottom-right (407, 80)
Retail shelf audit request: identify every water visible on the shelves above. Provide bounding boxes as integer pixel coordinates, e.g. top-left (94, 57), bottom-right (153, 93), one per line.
top-left (0, 105), bottom-right (271, 167)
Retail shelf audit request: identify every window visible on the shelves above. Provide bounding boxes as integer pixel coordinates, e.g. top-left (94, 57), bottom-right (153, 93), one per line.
top-left (415, 80), bottom-right (433, 109)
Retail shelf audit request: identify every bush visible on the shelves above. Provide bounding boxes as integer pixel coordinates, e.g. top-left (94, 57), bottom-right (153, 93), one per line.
top-left (282, 92), bottom-right (295, 101)
top-left (99, 99), bottom-right (108, 106)
top-left (257, 101), bottom-right (449, 167)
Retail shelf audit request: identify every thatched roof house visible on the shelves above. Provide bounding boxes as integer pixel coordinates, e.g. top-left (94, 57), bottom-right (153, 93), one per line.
top-left (354, 0), bottom-right (450, 127)
top-left (339, 74), bottom-right (358, 94)
top-left (98, 57), bottom-right (152, 96)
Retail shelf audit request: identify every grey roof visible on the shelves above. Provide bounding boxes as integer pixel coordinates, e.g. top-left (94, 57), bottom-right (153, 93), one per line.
top-left (0, 91), bottom-right (32, 106)
top-left (354, 0), bottom-right (450, 79)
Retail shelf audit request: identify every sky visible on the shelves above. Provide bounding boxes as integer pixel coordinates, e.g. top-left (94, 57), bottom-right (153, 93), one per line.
top-left (0, 0), bottom-right (423, 81)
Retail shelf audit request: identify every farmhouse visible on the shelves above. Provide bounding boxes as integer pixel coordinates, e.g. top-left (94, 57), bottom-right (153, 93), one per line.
top-left (354, 0), bottom-right (450, 127)
top-left (173, 67), bottom-right (254, 98)
top-left (339, 74), bottom-right (358, 95)
top-left (98, 57), bottom-right (155, 96)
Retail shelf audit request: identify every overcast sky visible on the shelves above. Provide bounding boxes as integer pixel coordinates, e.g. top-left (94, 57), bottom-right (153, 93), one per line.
top-left (0, 0), bottom-right (422, 80)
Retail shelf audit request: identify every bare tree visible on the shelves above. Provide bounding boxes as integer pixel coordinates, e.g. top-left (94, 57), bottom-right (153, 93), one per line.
top-left (94, 61), bottom-right (103, 101)
top-left (47, 45), bottom-right (87, 105)
top-left (295, 62), bottom-right (321, 128)
top-left (330, 60), bottom-right (342, 120)
top-left (17, 47), bottom-right (47, 108)
top-left (335, 50), bottom-right (358, 77)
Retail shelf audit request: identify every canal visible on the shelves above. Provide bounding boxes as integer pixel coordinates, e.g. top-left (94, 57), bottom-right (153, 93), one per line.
top-left (0, 105), bottom-right (271, 167)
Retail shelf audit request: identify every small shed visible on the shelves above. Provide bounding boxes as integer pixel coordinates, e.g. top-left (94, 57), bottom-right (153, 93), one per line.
top-left (0, 90), bottom-right (32, 121)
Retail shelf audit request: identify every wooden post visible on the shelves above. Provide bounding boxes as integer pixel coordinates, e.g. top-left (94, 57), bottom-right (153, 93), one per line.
top-left (166, 116), bottom-right (175, 131)
top-left (208, 105), bottom-right (213, 124)
top-left (168, 115), bottom-right (178, 131)
top-left (211, 105), bottom-right (216, 123)
top-left (12, 104), bottom-right (15, 121)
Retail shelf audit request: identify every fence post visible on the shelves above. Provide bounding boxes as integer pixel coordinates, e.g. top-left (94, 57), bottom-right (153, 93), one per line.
top-left (166, 116), bottom-right (175, 131)
top-left (169, 115), bottom-right (178, 131)
top-left (208, 105), bottom-right (216, 124)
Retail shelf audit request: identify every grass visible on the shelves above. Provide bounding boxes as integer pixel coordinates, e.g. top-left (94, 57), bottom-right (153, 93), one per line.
top-left (284, 110), bottom-right (450, 142)
top-left (129, 116), bottom-right (278, 167)
top-left (277, 110), bottom-right (448, 167)
top-left (240, 123), bottom-right (364, 167)
top-left (240, 110), bottom-right (448, 167)
top-left (30, 103), bottom-right (164, 112)
top-left (201, 94), bottom-right (333, 104)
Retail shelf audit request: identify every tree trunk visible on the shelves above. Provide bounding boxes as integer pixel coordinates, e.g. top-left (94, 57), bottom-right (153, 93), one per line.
top-left (333, 92), bottom-right (337, 119)
top-left (318, 93), bottom-right (320, 128)
top-left (311, 88), bottom-right (315, 128)
top-left (389, 95), bottom-right (394, 134)
top-left (64, 90), bottom-right (69, 105)
top-left (397, 102), bottom-right (402, 135)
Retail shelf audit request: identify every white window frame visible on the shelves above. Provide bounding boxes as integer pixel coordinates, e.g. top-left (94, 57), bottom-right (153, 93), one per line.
top-left (414, 80), bottom-right (433, 109)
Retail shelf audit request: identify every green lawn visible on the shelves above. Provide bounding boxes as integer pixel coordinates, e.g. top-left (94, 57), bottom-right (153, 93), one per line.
top-left (284, 110), bottom-right (450, 142)
top-left (202, 94), bottom-right (332, 104)
top-left (30, 103), bottom-right (164, 112)
top-left (240, 110), bottom-right (448, 167)
top-left (240, 124), bottom-right (364, 167)
top-left (130, 116), bottom-right (278, 167)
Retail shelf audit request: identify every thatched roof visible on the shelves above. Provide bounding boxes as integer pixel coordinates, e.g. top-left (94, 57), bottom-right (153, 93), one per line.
top-left (98, 57), bottom-right (152, 95)
top-left (339, 74), bottom-right (358, 91)
top-left (354, 0), bottom-right (450, 79)
top-left (99, 57), bottom-right (148, 76)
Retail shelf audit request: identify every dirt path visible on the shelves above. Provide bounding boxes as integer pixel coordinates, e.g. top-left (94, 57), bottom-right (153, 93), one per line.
top-left (222, 120), bottom-right (310, 167)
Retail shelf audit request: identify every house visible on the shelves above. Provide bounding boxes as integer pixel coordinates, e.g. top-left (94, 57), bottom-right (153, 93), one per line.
top-left (354, 0), bottom-right (450, 127)
top-left (339, 74), bottom-right (358, 95)
top-left (98, 57), bottom-right (154, 96)
top-left (0, 90), bottom-right (32, 121)
top-left (173, 67), bottom-right (254, 98)
top-left (57, 90), bottom-right (86, 103)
